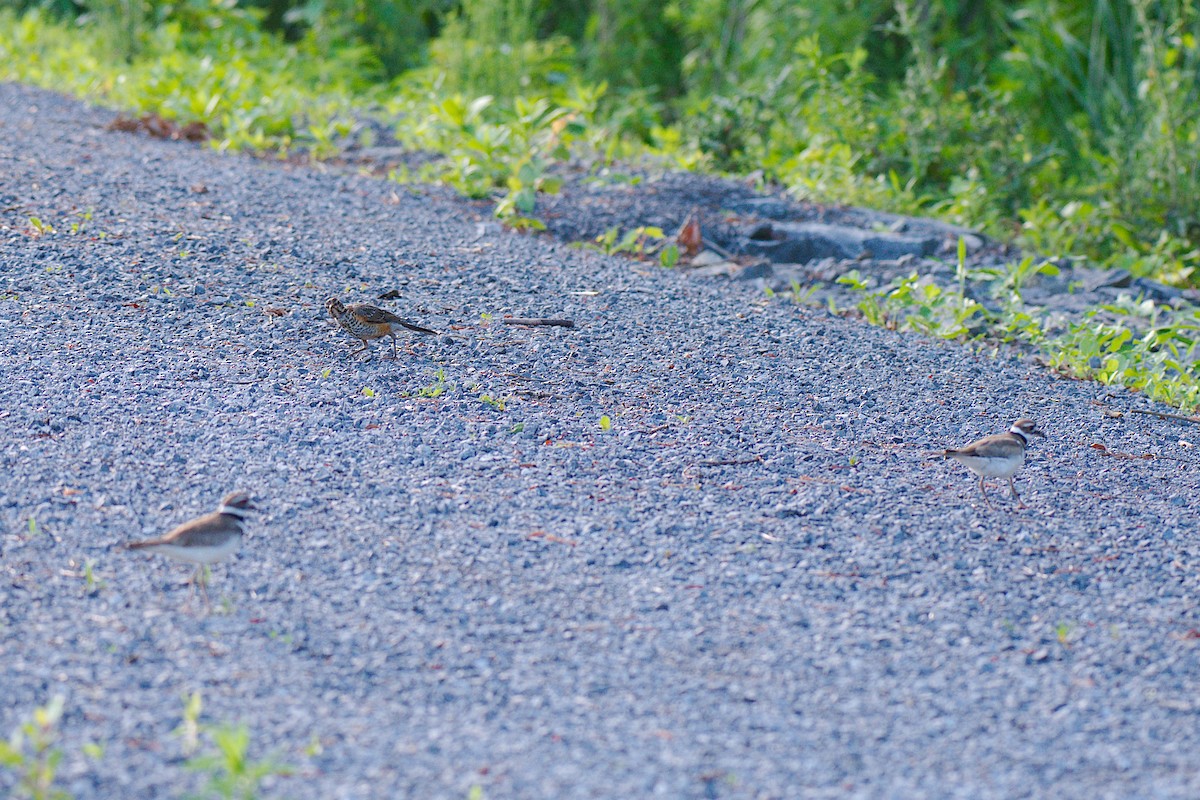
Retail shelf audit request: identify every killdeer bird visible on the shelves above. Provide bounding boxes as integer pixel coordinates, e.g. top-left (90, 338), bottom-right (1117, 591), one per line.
top-left (326, 297), bottom-right (437, 359)
top-left (126, 491), bottom-right (255, 606)
top-left (942, 418), bottom-right (1045, 508)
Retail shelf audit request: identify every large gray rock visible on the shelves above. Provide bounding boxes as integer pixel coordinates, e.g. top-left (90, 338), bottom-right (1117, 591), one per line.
top-left (742, 221), bottom-right (941, 263)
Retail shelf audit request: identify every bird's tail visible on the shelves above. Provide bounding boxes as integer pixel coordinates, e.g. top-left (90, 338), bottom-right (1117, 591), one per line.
top-left (399, 321), bottom-right (438, 336)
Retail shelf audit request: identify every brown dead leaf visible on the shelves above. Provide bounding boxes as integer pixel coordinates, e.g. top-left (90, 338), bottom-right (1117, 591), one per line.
top-left (676, 212), bottom-right (703, 257)
top-left (262, 306), bottom-right (288, 318)
top-left (106, 116), bottom-right (141, 133)
top-left (142, 113), bottom-right (173, 139)
top-left (178, 120), bottom-right (210, 142)
top-left (527, 530), bottom-right (578, 546)
top-left (106, 113), bottom-right (209, 142)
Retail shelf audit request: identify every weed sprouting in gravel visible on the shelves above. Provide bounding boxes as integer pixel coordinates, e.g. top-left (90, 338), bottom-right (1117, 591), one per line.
top-left (809, 238), bottom-right (1200, 412)
top-left (419, 368), bottom-right (452, 399)
top-left (27, 216), bottom-right (55, 237)
top-left (585, 225), bottom-right (665, 259)
top-left (478, 393), bottom-right (507, 411)
top-left (0, 696), bottom-right (69, 800)
top-left (81, 558), bottom-right (104, 596)
top-left (175, 692), bottom-right (203, 757)
top-left (177, 693), bottom-right (292, 800)
top-left (186, 724), bottom-right (291, 800)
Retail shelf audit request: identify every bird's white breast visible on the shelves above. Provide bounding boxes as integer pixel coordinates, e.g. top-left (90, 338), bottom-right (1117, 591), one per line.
top-left (953, 450), bottom-right (1024, 479)
top-left (140, 535), bottom-right (241, 565)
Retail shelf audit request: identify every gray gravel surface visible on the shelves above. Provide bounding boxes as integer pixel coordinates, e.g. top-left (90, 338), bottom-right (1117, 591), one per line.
top-left (3, 81), bottom-right (1200, 800)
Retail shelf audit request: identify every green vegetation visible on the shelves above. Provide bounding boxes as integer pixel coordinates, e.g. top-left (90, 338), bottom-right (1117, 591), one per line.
top-left (418, 367), bottom-right (452, 398)
top-left (0, 697), bottom-right (69, 800)
top-left (1, 0), bottom-right (1198, 407)
top-left (179, 692), bottom-right (292, 800)
top-left (829, 240), bottom-right (1200, 410)
top-left (186, 724), bottom-right (291, 800)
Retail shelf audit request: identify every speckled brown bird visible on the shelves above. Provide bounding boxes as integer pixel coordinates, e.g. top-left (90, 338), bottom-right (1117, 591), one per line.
top-left (326, 297), bottom-right (437, 359)
top-left (942, 418), bottom-right (1045, 508)
top-left (126, 490), bottom-right (256, 606)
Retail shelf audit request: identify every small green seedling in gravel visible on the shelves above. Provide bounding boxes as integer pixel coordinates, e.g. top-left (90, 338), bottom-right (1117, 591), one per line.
top-left (0, 695), bottom-right (69, 800)
top-left (186, 723), bottom-right (291, 800)
top-left (419, 368), bottom-right (451, 399)
top-left (174, 692), bottom-right (204, 757)
top-left (788, 280), bottom-right (818, 304)
top-left (304, 735), bottom-right (322, 758)
top-left (68, 209), bottom-right (92, 236)
top-left (587, 225), bottom-right (665, 259)
top-left (27, 217), bottom-right (55, 237)
top-left (82, 558), bottom-right (104, 596)
top-left (478, 394), bottom-right (507, 411)
top-left (177, 692), bottom-right (291, 800)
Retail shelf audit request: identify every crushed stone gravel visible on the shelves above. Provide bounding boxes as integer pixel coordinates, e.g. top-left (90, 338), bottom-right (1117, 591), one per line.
top-left (2, 81), bottom-right (1200, 800)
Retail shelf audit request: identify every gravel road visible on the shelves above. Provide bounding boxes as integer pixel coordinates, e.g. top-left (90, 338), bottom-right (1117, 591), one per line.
top-left (2, 81), bottom-right (1200, 800)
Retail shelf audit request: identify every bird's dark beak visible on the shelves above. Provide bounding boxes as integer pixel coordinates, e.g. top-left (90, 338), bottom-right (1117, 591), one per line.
top-left (1032, 429), bottom-right (1046, 438)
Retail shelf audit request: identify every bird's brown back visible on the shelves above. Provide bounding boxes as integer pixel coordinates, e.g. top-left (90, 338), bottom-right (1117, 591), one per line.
top-left (128, 511), bottom-right (243, 549)
top-left (944, 432), bottom-right (1024, 460)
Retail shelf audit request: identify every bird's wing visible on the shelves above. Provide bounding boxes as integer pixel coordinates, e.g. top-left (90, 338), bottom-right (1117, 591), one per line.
top-left (350, 304), bottom-right (405, 324)
top-left (952, 434), bottom-right (1020, 459)
top-left (350, 304), bottom-right (437, 334)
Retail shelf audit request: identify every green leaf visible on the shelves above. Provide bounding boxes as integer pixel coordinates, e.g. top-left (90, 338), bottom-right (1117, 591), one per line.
top-left (517, 162), bottom-right (538, 185)
top-left (599, 415), bottom-right (612, 431)
top-left (515, 187), bottom-right (537, 213)
top-left (0, 741), bottom-right (22, 767)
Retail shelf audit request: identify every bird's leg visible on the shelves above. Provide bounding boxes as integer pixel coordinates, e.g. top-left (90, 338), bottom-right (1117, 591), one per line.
top-left (350, 339), bottom-right (370, 356)
top-left (195, 565), bottom-right (212, 611)
top-left (388, 333), bottom-right (398, 360)
top-left (1009, 478), bottom-right (1026, 509)
top-left (183, 567), bottom-right (198, 611)
top-left (978, 476), bottom-right (994, 509)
